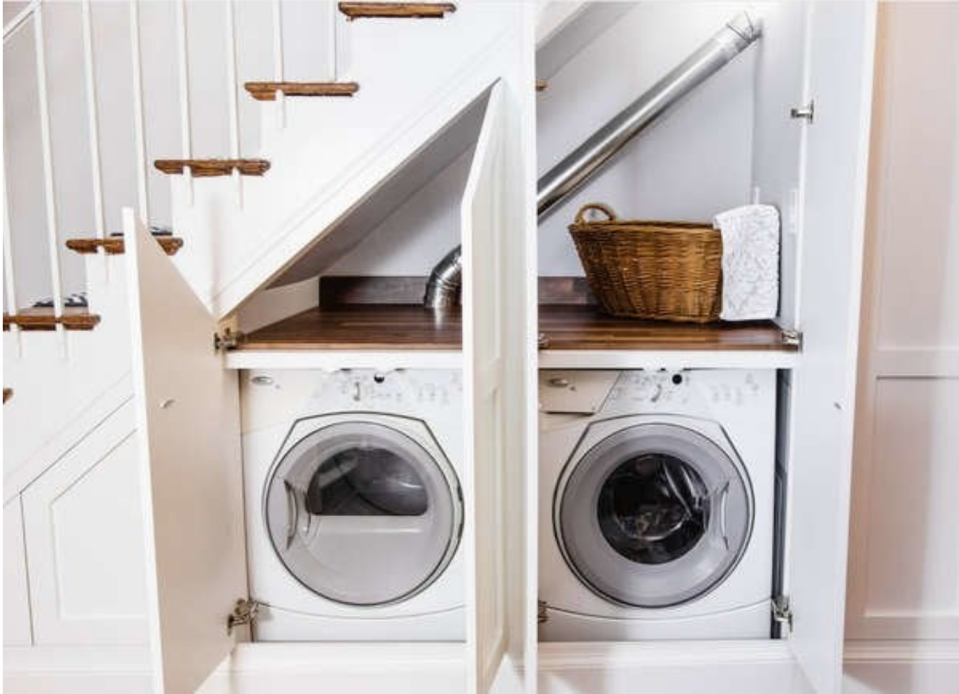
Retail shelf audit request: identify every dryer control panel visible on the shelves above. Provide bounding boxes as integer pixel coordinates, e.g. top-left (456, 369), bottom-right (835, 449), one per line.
top-left (327, 369), bottom-right (461, 408)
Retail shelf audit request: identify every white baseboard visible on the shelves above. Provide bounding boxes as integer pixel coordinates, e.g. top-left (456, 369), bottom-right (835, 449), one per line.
top-left (843, 640), bottom-right (959, 694)
top-left (7, 640), bottom-right (958, 694)
top-left (3, 643), bottom-right (467, 694)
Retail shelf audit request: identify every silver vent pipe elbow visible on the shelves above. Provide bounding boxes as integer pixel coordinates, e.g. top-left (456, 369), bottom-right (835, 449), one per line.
top-left (423, 246), bottom-right (462, 309)
top-left (423, 11), bottom-right (761, 309)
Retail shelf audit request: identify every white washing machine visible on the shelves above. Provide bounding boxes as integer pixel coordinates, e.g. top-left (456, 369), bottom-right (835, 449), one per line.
top-left (241, 368), bottom-right (465, 642)
top-left (539, 369), bottom-right (776, 641)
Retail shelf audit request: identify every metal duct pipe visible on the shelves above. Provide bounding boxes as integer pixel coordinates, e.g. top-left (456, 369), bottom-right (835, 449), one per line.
top-left (423, 11), bottom-right (761, 309)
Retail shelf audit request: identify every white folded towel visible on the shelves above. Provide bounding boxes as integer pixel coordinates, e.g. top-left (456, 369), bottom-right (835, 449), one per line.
top-left (713, 204), bottom-right (780, 321)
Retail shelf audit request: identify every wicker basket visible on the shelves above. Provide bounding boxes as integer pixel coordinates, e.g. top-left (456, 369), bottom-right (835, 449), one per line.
top-left (568, 203), bottom-right (722, 323)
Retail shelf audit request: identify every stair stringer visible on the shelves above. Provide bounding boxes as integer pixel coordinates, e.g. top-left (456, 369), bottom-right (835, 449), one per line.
top-left (167, 3), bottom-right (524, 319)
top-left (3, 256), bottom-right (134, 502)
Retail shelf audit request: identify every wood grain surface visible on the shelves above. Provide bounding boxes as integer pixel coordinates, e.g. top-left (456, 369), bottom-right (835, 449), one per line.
top-left (339, 3), bottom-right (456, 20)
top-left (3, 308), bottom-right (102, 331)
top-left (238, 305), bottom-right (461, 350)
top-left (154, 159), bottom-right (270, 177)
top-left (538, 304), bottom-right (796, 352)
top-left (66, 237), bottom-right (183, 256)
top-left (244, 82), bottom-right (360, 101)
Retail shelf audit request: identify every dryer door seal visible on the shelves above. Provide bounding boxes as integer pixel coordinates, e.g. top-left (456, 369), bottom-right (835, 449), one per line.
top-left (264, 420), bottom-right (462, 607)
top-left (555, 422), bottom-right (753, 608)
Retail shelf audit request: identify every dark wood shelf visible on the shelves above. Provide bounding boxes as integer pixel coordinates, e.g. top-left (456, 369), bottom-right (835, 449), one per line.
top-left (235, 303), bottom-right (793, 355)
top-left (237, 305), bottom-right (461, 351)
top-left (538, 304), bottom-right (796, 352)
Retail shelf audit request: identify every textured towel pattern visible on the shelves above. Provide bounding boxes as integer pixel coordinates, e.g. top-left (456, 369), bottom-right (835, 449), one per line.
top-left (713, 205), bottom-right (780, 321)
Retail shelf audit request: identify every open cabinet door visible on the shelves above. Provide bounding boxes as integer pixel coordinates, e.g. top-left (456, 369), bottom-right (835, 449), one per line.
top-left (124, 209), bottom-right (247, 694)
top-left (785, 4), bottom-right (877, 694)
top-left (462, 83), bottom-right (510, 694)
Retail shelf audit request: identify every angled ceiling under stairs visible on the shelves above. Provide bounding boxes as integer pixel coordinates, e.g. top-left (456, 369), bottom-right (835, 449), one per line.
top-left (262, 86), bottom-right (491, 289)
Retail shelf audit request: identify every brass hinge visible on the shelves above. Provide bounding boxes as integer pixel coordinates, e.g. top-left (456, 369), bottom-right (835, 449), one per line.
top-left (214, 328), bottom-right (245, 352)
top-left (538, 333), bottom-right (550, 350)
top-left (781, 329), bottom-right (803, 349)
top-left (772, 595), bottom-right (794, 633)
top-left (538, 599), bottom-right (548, 624)
top-left (227, 598), bottom-right (259, 635)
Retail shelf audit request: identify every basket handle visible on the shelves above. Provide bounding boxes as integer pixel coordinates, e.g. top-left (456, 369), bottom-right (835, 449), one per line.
top-left (574, 203), bottom-right (617, 224)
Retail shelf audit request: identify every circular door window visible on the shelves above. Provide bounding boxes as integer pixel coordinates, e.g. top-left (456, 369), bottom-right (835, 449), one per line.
top-left (264, 420), bottom-right (462, 607)
top-left (555, 422), bottom-right (753, 608)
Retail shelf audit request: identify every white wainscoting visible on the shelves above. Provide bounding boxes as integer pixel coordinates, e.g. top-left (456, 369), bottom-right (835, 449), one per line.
top-left (20, 402), bottom-right (149, 646)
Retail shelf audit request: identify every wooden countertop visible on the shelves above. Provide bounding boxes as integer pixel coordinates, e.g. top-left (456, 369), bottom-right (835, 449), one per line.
top-left (538, 304), bottom-right (796, 352)
top-left (238, 303), bottom-right (795, 354)
top-left (238, 305), bottom-right (462, 351)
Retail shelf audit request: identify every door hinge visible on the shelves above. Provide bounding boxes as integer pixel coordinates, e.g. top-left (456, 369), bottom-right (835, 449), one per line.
top-left (538, 599), bottom-right (548, 624)
top-left (227, 597), bottom-right (259, 635)
top-left (214, 328), bottom-right (245, 352)
top-left (790, 100), bottom-right (815, 123)
top-left (781, 329), bottom-right (803, 349)
top-left (772, 595), bottom-right (794, 633)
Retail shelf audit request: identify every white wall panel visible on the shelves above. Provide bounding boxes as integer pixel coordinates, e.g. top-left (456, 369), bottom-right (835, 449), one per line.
top-left (22, 404), bottom-right (149, 646)
top-left (863, 379), bottom-right (959, 627)
top-left (3, 497), bottom-right (33, 646)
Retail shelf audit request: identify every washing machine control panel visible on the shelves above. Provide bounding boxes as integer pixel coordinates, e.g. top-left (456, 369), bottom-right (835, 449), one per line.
top-left (606, 371), bottom-right (692, 409)
top-left (328, 369), bottom-right (460, 408)
top-left (601, 370), bottom-right (765, 416)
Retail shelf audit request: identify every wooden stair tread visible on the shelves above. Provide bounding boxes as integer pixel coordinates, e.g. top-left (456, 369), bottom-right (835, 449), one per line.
top-left (4, 307), bottom-right (101, 332)
top-left (154, 159), bottom-right (270, 177)
top-left (538, 304), bottom-right (797, 352)
top-left (66, 237), bottom-right (183, 256)
top-left (238, 305), bottom-right (461, 351)
top-left (3, 388), bottom-right (12, 404)
top-left (339, 3), bottom-right (456, 20)
top-left (245, 81), bottom-right (360, 101)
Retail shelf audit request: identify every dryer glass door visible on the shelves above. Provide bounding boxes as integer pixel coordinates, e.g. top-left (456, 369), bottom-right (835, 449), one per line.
top-left (265, 421), bottom-right (462, 606)
top-left (556, 422), bottom-right (753, 608)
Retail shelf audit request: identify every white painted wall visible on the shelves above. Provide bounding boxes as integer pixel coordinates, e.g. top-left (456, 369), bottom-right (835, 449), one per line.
top-left (326, 149), bottom-right (473, 276)
top-left (536, 1), bottom-right (756, 276)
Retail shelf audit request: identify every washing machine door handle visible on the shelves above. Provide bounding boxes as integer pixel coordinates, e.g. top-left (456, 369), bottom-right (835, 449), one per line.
top-left (283, 479), bottom-right (307, 550)
top-left (718, 480), bottom-right (731, 551)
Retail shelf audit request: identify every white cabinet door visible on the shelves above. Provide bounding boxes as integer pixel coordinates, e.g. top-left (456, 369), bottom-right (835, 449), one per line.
top-left (846, 2), bottom-right (959, 642)
top-left (750, 1), bottom-right (809, 328)
top-left (123, 209), bottom-right (247, 694)
top-left (784, 3), bottom-right (878, 693)
top-left (463, 82), bottom-right (509, 694)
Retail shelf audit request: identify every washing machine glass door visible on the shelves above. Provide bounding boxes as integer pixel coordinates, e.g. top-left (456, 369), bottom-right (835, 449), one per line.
top-left (556, 422), bottom-right (753, 608)
top-left (265, 421), bottom-right (461, 606)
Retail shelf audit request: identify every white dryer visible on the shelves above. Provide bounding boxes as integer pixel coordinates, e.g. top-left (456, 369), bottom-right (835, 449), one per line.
top-left (539, 369), bottom-right (776, 641)
top-left (241, 368), bottom-right (465, 641)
